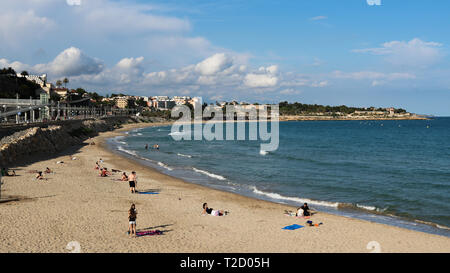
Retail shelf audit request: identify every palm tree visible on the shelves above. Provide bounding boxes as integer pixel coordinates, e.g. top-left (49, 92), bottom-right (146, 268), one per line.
top-left (56, 80), bottom-right (62, 88)
top-left (63, 77), bottom-right (69, 88)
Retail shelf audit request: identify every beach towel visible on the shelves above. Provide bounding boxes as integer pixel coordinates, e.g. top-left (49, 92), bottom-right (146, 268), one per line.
top-left (136, 230), bottom-right (162, 237)
top-left (137, 191), bottom-right (159, 194)
top-left (284, 213), bottom-right (310, 219)
top-left (282, 224), bottom-right (304, 230)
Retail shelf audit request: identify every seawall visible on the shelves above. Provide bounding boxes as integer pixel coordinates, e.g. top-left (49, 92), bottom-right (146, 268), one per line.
top-left (0, 116), bottom-right (167, 166)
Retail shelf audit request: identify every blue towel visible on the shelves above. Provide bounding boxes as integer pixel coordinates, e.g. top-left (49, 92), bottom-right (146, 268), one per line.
top-left (137, 192), bottom-right (159, 194)
top-left (282, 224), bottom-right (304, 230)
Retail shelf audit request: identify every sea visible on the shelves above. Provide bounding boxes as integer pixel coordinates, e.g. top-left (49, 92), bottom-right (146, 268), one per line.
top-left (106, 117), bottom-right (450, 237)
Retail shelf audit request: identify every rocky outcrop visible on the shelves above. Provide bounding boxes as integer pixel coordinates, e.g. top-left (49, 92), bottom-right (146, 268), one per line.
top-left (0, 116), bottom-right (165, 166)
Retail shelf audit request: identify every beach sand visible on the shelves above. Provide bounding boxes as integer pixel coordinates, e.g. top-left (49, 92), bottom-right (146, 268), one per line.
top-left (0, 122), bottom-right (449, 253)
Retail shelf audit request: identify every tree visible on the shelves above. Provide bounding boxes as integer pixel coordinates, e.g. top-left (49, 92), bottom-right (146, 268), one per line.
top-left (0, 67), bottom-right (16, 76)
top-left (56, 80), bottom-right (62, 88)
top-left (63, 77), bottom-right (69, 88)
top-left (75, 88), bottom-right (86, 95)
top-left (50, 93), bottom-right (62, 102)
top-left (21, 71), bottom-right (29, 77)
top-left (135, 98), bottom-right (148, 107)
top-left (18, 84), bottom-right (33, 98)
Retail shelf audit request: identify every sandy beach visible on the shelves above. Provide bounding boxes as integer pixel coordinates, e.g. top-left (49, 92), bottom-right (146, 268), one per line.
top-left (0, 122), bottom-right (449, 253)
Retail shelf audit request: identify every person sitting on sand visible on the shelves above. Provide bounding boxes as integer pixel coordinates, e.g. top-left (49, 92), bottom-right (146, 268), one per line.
top-left (128, 171), bottom-right (137, 193)
top-left (94, 161), bottom-right (100, 170)
top-left (202, 203), bottom-right (228, 216)
top-left (297, 203), bottom-right (311, 217)
top-left (128, 204), bottom-right (137, 237)
top-left (101, 168), bottom-right (111, 177)
top-left (45, 167), bottom-right (52, 174)
top-left (36, 171), bottom-right (44, 180)
top-left (121, 172), bottom-right (128, 181)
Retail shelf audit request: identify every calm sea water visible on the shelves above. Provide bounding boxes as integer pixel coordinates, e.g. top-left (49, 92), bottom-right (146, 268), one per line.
top-left (107, 117), bottom-right (450, 237)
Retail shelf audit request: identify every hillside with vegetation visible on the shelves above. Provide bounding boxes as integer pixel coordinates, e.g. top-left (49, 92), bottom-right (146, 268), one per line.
top-left (278, 101), bottom-right (407, 115)
top-left (0, 68), bottom-right (41, 99)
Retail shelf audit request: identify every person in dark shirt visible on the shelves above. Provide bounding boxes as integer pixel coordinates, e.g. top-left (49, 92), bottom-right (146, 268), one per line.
top-left (128, 204), bottom-right (137, 237)
top-left (202, 203), bottom-right (228, 216)
top-left (300, 203), bottom-right (311, 216)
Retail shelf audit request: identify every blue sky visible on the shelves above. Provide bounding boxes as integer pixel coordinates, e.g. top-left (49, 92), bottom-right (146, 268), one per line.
top-left (1, 0), bottom-right (449, 115)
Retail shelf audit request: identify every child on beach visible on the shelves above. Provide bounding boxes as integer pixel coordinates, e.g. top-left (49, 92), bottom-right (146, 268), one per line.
top-left (128, 204), bottom-right (137, 237)
top-left (45, 167), bottom-right (52, 174)
top-left (202, 203), bottom-right (228, 216)
top-left (128, 171), bottom-right (137, 193)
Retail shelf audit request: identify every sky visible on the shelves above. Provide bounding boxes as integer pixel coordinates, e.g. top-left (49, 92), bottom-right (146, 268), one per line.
top-left (0, 0), bottom-right (449, 115)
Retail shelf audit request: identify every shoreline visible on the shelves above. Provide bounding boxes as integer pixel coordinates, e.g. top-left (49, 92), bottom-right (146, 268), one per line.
top-left (1, 121), bottom-right (449, 252)
top-left (105, 122), bottom-right (450, 238)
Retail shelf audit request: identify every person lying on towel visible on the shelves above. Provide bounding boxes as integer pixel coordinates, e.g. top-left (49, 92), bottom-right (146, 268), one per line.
top-left (202, 203), bottom-right (228, 216)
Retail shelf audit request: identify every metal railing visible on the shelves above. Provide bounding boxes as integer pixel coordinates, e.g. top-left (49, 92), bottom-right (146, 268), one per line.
top-left (0, 98), bottom-right (42, 106)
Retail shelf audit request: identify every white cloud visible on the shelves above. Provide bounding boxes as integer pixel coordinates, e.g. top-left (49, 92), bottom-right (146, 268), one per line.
top-left (353, 38), bottom-right (444, 67)
top-left (0, 9), bottom-right (55, 46)
top-left (67, 0), bottom-right (81, 6)
top-left (332, 70), bottom-right (416, 80)
top-left (195, 53), bottom-right (233, 75)
top-left (310, 16), bottom-right (327, 21)
top-left (79, 0), bottom-right (190, 34)
top-left (279, 88), bottom-right (301, 95)
top-left (244, 73), bottom-right (278, 88)
top-left (1, 47), bottom-right (104, 78)
top-left (0, 59), bottom-right (32, 74)
top-left (37, 47), bottom-right (104, 77)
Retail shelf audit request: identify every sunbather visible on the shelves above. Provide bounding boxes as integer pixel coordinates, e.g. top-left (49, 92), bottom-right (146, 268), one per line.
top-left (36, 171), bottom-right (44, 180)
top-left (101, 168), bottom-right (111, 177)
top-left (202, 203), bottom-right (228, 216)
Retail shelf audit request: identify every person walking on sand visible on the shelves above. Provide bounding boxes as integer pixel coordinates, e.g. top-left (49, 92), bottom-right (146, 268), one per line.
top-left (128, 204), bottom-right (137, 237)
top-left (128, 171), bottom-right (137, 193)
